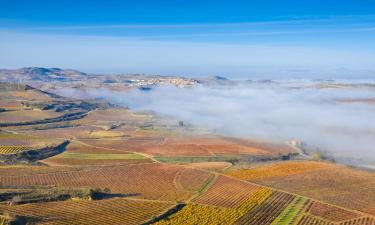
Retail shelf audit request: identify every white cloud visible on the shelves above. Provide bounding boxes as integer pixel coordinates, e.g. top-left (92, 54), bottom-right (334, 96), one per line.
top-left (57, 82), bottom-right (375, 162)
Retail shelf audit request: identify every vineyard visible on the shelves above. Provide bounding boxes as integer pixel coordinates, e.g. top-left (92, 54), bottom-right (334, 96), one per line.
top-left (252, 163), bottom-right (375, 215)
top-left (0, 134), bottom-right (59, 151)
top-left (187, 162), bottom-right (232, 171)
top-left (0, 163), bottom-right (208, 201)
top-left (155, 187), bottom-right (272, 225)
top-left (0, 198), bottom-right (172, 225)
top-left (235, 191), bottom-right (295, 225)
top-left (21, 125), bottom-right (91, 139)
top-left (44, 152), bottom-right (152, 166)
top-left (225, 161), bottom-right (332, 181)
top-left (1, 82), bottom-right (375, 224)
top-left (176, 168), bottom-right (212, 192)
top-left (271, 196), bottom-right (310, 225)
top-left (149, 137), bottom-right (271, 157)
top-left (82, 137), bottom-right (164, 154)
top-left (337, 217), bottom-right (375, 225)
top-left (307, 201), bottom-right (361, 222)
top-left (193, 175), bottom-right (260, 208)
top-left (0, 108), bottom-right (63, 124)
top-left (52, 141), bottom-right (130, 154)
top-left (153, 174), bottom-right (375, 225)
top-left (297, 214), bottom-right (335, 225)
top-left (0, 145), bottom-right (39, 155)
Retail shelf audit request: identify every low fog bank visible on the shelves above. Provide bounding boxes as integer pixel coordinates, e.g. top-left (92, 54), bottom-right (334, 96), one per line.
top-left (57, 81), bottom-right (375, 162)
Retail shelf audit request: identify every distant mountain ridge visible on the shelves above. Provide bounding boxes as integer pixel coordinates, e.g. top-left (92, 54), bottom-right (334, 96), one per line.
top-left (0, 67), bottom-right (201, 89)
top-left (0, 67), bottom-right (88, 82)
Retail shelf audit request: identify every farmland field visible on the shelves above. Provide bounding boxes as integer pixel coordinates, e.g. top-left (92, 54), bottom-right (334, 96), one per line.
top-left (155, 187), bottom-right (273, 225)
top-left (193, 175), bottom-right (260, 208)
top-left (0, 162), bottom-right (220, 202)
top-left (148, 136), bottom-right (284, 156)
top-left (240, 161), bottom-right (375, 215)
top-left (0, 109), bottom-right (62, 123)
top-left (187, 161), bottom-right (232, 171)
top-left (1, 79), bottom-right (375, 224)
top-left (0, 198), bottom-right (172, 225)
top-left (225, 161), bottom-right (333, 181)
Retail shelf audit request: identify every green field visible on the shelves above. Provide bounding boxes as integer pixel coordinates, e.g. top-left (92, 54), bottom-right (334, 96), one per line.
top-left (55, 152), bottom-right (147, 160)
top-left (271, 196), bottom-right (309, 225)
top-left (154, 156), bottom-right (238, 164)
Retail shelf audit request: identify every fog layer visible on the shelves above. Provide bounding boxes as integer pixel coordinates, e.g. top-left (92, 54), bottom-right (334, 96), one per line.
top-left (59, 81), bottom-right (375, 161)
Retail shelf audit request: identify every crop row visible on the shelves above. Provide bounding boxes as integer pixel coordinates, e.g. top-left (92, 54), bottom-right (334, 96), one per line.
top-left (155, 187), bottom-right (272, 225)
top-left (271, 196), bottom-right (310, 225)
top-left (235, 191), bottom-right (295, 225)
top-left (307, 201), bottom-right (361, 222)
top-left (297, 214), bottom-right (335, 225)
top-left (175, 168), bottom-right (212, 192)
top-left (0, 145), bottom-right (38, 155)
top-left (193, 175), bottom-right (260, 208)
top-left (225, 161), bottom-right (331, 181)
top-left (249, 164), bottom-right (375, 215)
top-left (0, 198), bottom-right (171, 225)
top-left (0, 163), bottom-right (207, 202)
top-left (338, 217), bottom-right (375, 225)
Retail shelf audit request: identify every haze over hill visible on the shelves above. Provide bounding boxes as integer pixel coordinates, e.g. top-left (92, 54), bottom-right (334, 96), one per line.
top-left (5, 67), bottom-right (372, 165)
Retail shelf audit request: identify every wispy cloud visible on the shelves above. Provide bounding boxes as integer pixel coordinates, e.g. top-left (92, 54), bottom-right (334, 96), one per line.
top-left (17, 14), bottom-right (375, 31)
top-left (2, 14), bottom-right (370, 42)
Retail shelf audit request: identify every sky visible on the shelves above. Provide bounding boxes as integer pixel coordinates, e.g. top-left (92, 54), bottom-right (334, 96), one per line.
top-left (1, 0), bottom-right (375, 78)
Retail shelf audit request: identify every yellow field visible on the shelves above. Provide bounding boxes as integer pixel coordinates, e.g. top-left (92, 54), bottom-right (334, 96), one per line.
top-left (226, 161), bottom-right (333, 181)
top-left (0, 145), bottom-right (38, 154)
top-left (155, 187), bottom-right (272, 225)
top-left (89, 130), bottom-right (125, 138)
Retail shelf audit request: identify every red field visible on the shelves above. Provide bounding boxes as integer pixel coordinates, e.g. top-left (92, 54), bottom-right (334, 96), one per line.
top-left (255, 164), bottom-right (375, 215)
top-left (148, 136), bottom-right (274, 157)
top-left (177, 168), bottom-right (212, 192)
top-left (81, 137), bottom-right (165, 153)
top-left (0, 163), bottom-right (211, 202)
top-left (69, 135), bottom-right (295, 159)
top-left (193, 175), bottom-right (260, 208)
top-left (337, 217), bottom-right (375, 225)
top-left (0, 198), bottom-right (172, 225)
top-left (187, 162), bottom-right (232, 171)
top-left (307, 201), bottom-right (361, 222)
top-left (297, 214), bottom-right (334, 225)
top-left (228, 161), bottom-right (375, 216)
top-left (225, 161), bottom-right (333, 181)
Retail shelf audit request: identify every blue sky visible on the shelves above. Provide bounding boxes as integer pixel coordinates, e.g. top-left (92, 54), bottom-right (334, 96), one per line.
top-left (1, 0), bottom-right (375, 78)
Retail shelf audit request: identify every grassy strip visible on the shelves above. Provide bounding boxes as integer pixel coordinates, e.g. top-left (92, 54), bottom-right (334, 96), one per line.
top-left (154, 156), bottom-right (238, 164)
top-left (197, 174), bottom-right (216, 195)
top-left (271, 196), bottom-right (308, 225)
top-left (55, 152), bottom-right (146, 160)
